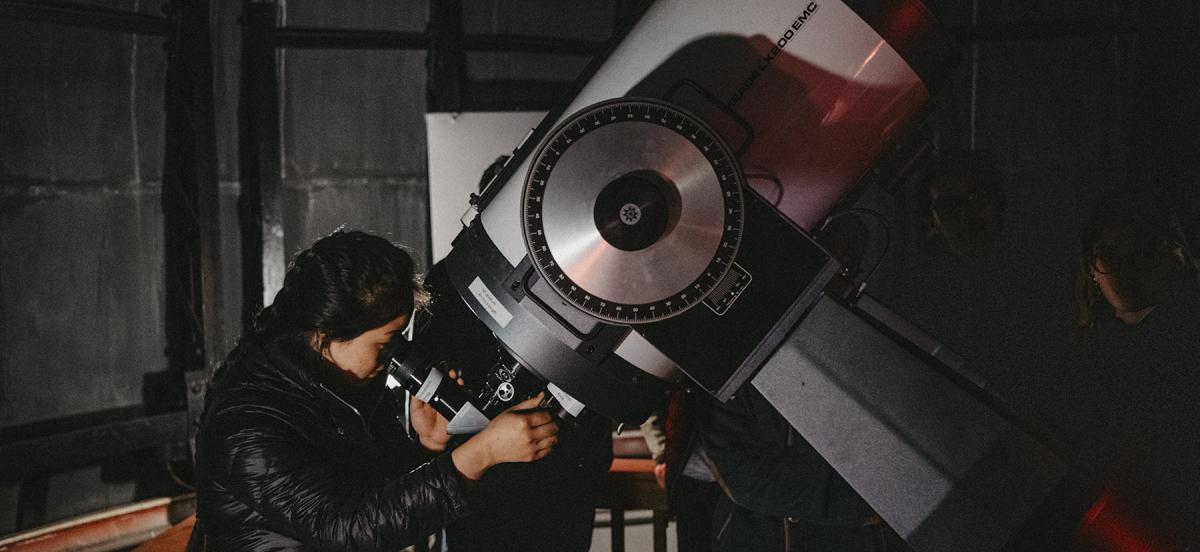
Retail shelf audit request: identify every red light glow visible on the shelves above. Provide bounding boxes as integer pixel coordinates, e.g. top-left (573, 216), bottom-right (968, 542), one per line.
top-left (1072, 488), bottom-right (1180, 552)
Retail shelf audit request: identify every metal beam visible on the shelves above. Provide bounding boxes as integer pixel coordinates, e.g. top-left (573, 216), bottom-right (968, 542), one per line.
top-left (238, 0), bottom-right (285, 329)
top-left (270, 27), bottom-right (603, 55)
top-left (0, 412), bottom-right (190, 482)
top-left (162, 0), bottom-right (223, 374)
top-left (953, 18), bottom-right (1138, 43)
top-left (272, 27), bottom-right (428, 50)
top-left (0, 0), bottom-right (169, 35)
top-left (612, 0), bottom-right (653, 39)
top-left (466, 78), bottom-right (577, 111)
top-left (462, 33), bottom-right (603, 56)
top-left (426, 0), bottom-right (467, 112)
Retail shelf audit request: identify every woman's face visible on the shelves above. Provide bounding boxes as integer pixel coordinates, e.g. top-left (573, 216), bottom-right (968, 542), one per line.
top-left (929, 175), bottom-right (1004, 261)
top-left (321, 314), bottom-right (410, 382)
top-left (1092, 258), bottom-right (1163, 326)
top-left (1092, 259), bottom-right (1138, 315)
top-left (1089, 222), bottom-right (1171, 322)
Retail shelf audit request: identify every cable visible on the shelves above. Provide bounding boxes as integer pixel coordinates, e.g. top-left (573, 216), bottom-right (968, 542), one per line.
top-left (166, 458), bottom-right (196, 491)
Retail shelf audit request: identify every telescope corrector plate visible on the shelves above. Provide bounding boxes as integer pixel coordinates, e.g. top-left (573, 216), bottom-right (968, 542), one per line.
top-left (523, 99), bottom-right (745, 323)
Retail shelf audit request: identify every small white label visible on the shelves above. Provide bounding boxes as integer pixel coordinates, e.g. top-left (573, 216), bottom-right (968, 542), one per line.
top-left (546, 382), bottom-right (586, 417)
top-left (415, 368), bottom-right (444, 403)
top-left (469, 277), bottom-right (513, 328)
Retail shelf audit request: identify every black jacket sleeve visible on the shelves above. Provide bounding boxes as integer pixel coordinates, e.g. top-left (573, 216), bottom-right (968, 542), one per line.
top-left (206, 405), bottom-right (470, 551)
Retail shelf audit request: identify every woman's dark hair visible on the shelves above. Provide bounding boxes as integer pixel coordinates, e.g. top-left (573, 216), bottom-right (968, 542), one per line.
top-left (230, 230), bottom-right (427, 366)
top-left (1075, 192), bottom-right (1196, 328)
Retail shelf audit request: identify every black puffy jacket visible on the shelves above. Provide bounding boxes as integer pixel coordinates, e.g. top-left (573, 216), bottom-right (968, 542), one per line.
top-left (187, 338), bottom-right (470, 551)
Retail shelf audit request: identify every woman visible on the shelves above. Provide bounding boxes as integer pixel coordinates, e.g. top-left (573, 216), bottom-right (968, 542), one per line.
top-left (188, 230), bottom-right (558, 551)
top-left (1058, 193), bottom-right (1200, 526)
top-left (1076, 194), bottom-right (1198, 329)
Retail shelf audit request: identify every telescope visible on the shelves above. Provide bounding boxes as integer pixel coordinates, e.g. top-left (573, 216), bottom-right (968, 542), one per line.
top-left (388, 1), bottom-right (1190, 550)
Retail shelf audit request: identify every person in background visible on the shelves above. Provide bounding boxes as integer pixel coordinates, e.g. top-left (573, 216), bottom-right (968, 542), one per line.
top-left (1075, 192), bottom-right (1198, 329)
top-left (1054, 192), bottom-right (1200, 521)
top-left (917, 150), bottom-right (1007, 263)
top-left (888, 150), bottom-right (1072, 408)
top-left (641, 384), bottom-right (723, 552)
top-left (188, 230), bottom-right (558, 551)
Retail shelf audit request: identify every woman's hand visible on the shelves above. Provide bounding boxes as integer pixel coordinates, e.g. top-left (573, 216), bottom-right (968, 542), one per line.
top-left (410, 366), bottom-right (466, 452)
top-left (410, 396), bottom-right (451, 453)
top-left (451, 393), bottom-right (558, 481)
top-left (654, 462), bottom-right (667, 489)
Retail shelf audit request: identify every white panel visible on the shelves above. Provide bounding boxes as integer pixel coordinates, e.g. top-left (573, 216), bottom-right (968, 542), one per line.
top-left (425, 111), bottom-right (545, 263)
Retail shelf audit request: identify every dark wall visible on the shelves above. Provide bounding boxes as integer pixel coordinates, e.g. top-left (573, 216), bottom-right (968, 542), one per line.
top-left (1, 20), bottom-right (170, 427)
top-left (0, 0), bottom-right (609, 532)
